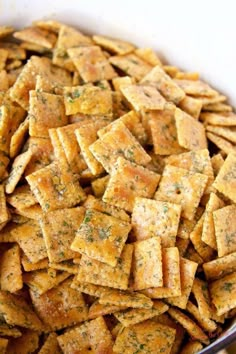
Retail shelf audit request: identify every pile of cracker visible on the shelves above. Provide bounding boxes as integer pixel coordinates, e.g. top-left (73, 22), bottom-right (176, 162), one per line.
top-left (0, 20), bottom-right (235, 354)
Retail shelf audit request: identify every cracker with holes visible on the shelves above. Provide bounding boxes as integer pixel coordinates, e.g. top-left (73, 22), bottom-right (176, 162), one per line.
top-left (26, 162), bottom-right (85, 212)
top-left (113, 320), bottom-right (176, 354)
top-left (40, 207), bottom-right (85, 263)
top-left (75, 121), bottom-right (107, 175)
top-left (77, 244), bottom-right (133, 290)
top-left (103, 157), bottom-right (160, 212)
top-left (0, 291), bottom-right (42, 330)
top-left (68, 45), bottom-right (117, 82)
top-left (143, 247), bottom-right (181, 298)
top-left (29, 90), bottom-right (68, 138)
top-left (201, 193), bottom-right (225, 249)
top-left (114, 301), bottom-right (169, 327)
top-left (203, 252), bottom-right (236, 281)
top-left (209, 272), bottom-right (236, 316)
top-left (10, 56), bottom-right (71, 110)
top-left (174, 79), bottom-right (218, 97)
top-left (155, 165), bottom-right (208, 220)
top-left (132, 197), bottom-right (181, 247)
top-left (0, 244), bottom-right (22, 293)
top-left (109, 53), bottom-right (152, 80)
top-left (23, 269), bottom-right (70, 295)
top-left (14, 26), bottom-right (57, 49)
top-left (132, 237), bottom-right (163, 290)
top-left (120, 84), bottom-right (165, 111)
top-left (213, 153), bottom-right (236, 203)
top-left (141, 65), bottom-right (185, 104)
top-left (213, 204), bottom-right (236, 257)
top-left (71, 209), bottom-right (131, 267)
top-left (167, 257), bottom-right (198, 309)
top-left (90, 121), bottom-right (150, 173)
top-left (83, 195), bottom-right (130, 222)
top-left (53, 25), bottom-right (92, 71)
top-left (30, 278), bottom-right (88, 330)
top-left (63, 85), bottom-right (113, 116)
top-left (179, 95), bottom-right (202, 119)
top-left (175, 108), bottom-right (207, 150)
top-left (93, 35), bottom-right (135, 55)
top-left (99, 289), bottom-right (153, 309)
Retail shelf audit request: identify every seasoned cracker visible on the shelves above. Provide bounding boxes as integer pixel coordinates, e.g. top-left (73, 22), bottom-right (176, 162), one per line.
top-left (213, 152), bottom-right (236, 202)
top-left (207, 132), bottom-right (236, 155)
top-left (14, 27), bottom-right (57, 49)
top-left (71, 278), bottom-right (108, 297)
top-left (135, 47), bottom-right (162, 66)
top-left (103, 157), bottom-right (160, 212)
top-left (88, 300), bottom-right (128, 319)
top-left (99, 289), bottom-right (153, 309)
top-left (203, 102), bottom-right (232, 112)
top-left (0, 26), bottom-right (14, 38)
top-left (21, 255), bottom-right (49, 272)
top-left (175, 79), bottom-right (218, 97)
top-left (91, 175), bottom-right (110, 198)
top-left (0, 185), bottom-right (10, 228)
top-left (0, 244), bottom-right (22, 293)
top-left (7, 184), bottom-right (37, 210)
top-left (93, 35), bottom-right (135, 55)
top-left (192, 278), bottom-right (212, 319)
top-left (180, 340), bottom-right (203, 354)
top-left (179, 95), bottom-right (203, 120)
top-left (201, 112), bottom-right (236, 126)
top-left (7, 330), bottom-right (39, 354)
top-left (203, 252), bottom-right (236, 281)
top-left (211, 153), bottom-right (224, 176)
top-left (0, 49), bottom-right (8, 70)
top-left (10, 116), bottom-right (30, 158)
top-left (112, 76), bottom-right (135, 92)
top-left (207, 125), bottom-right (236, 144)
top-left (38, 332), bottom-right (61, 354)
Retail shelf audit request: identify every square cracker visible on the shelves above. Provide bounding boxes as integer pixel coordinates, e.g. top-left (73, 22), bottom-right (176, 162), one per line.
top-left (8, 220), bottom-right (47, 263)
top-left (201, 193), bottom-right (225, 249)
top-left (109, 53), bottom-right (152, 80)
top-left (68, 45), bottom-right (117, 82)
top-left (103, 157), bottom-right (160, 212)
top-left (167, 257), bottom-right (198, 309)
top-left (63, 85), bottom-right (113, 116)
top-left (40, 207), bottom-right (85, 263)
top-left (0, 244), bottom-right (22, 293)
top-left (207, 132), bottom-right (236, 155)
top-left (114, 301), bottom-right (169, 327)
top-left (141, 65), bottom-right (185, 104)
top-left (213, 204), bottom-right (236, 257)
top-left (99, 289), bottom-right (153, 309)
top-left (93, 35), bottom-right (135, 55)
top-left (88, 300), bottom-right (128, 319)
top-left (209, 272), bottom-right (236, 316)
top-left (77, 244), bottom-right (133, 290)
top-left (0, 291), bottom-right (42, 330)
top-left (174, 79), bottom-right (218, 97)
top-left (175, 108), bottom-right (207, 150)
top-left (135, 47), bottom-right (162, 66)
top-left (21, 255), bottom-right (49, 272)
top-left (13, 26), bottom-right (57, 49)
top-left (155, 164), bottom-right (208, 220)
top-left (25, 137), bottom-right (54, 176)
top-left (203, 252), bottom-right (236, 281)
top-left (7, 184), bottom-right (37, 210)
top-left (132, 237), bottom-right (163, 290)
top-left (5, 150), bottom-right (32, 194)
top-left (206, 125), bottom-right (236, 144)
top-left (178, 95), bottom-right (202, 119)
top-left (148, 103), bottom-right (185, 155)
top-left (71, 209), bottom-right (131, 267)
top-left (10, 116), bottom-right (30, 159)
top-left (91, 174), bottom-right (110, 198)
top-left (200, 112), bottom-right (236, 126)
top-left (132, 197), bottom-right (181, 247)
top-left (120, 84), bottom-right (166, 111)
top-left (38, 332), bottom-right (61, 354)
top-left (142, 247), bottom-right (181, 298)
top-left (30, 278), bottom-right (88, 330)
top-left (213, 153), bottom-right (236, 203)
top-left (71, 278), bottom-right (108, 297)
top-left (90, 120), bottom-right (150, 173)
top-left (29, 90), bottom-right (68, 138)
top-left (26, 161), bottom-right (86, 212)
top-left (113, 320), bottom-right (176, 354)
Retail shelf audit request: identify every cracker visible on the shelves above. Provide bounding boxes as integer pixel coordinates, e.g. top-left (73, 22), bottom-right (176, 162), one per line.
top-left (143, 247), bottom-right (181, 298)
top-left (10, 56), bottom-right (71, 110)
top-left (89, 300), bottom-right (128, 319)
top-left (5, 150), bottom-right (32, 194)
top-left (112, 76), bottom-right (135, 92)
top-left (10, 116), bottom-right (30, 158)
top-left (213, 204), bottom-right (236, 257)
top-left (0, 244), bottom-right (22, 293)
top-left (83, 195), bottom-right (130, 222)
top-left (175, 79), bottom-right (218, 97)
top-left (175, 71), bottom-right (199, 80)
top-left (207, 132), bottom-right (236, 155)
top-left (201, 112), bottom-right (236, 126)
top-left (203, 252), bottom-right (236, 281)
top-left (19, 41), bottom-right (48, 53)
top-left (77, 244), bottom-right (133, 289)
top-left (0, 26), bottom-right (14, 38)
top-left (63, 85), bottom-right (113, 116)
top-left (30, 278), bottom-right (88, 330)
top-left (48, 128), bottom-right (68, 167)
top-left (7, 330), bottom-right (39, 354)
top-left (7, 184), bottom-right (37, 210)
top-left (40, 207), bottom-right (85, 263)
top-left (29, 90), bottom-right (68, 138)
top-left (114, 301), bottom-right (169, 327)
top-left (203, 102), bottom-right (232, 112)
top-left (6, 59), bottom-right (22, 71)
top-left (0, 152), bottom-right (9, 182)
top-left (0, 185), bottom-right (9, 228)
top-left (71, 209), bottom-right (131, 267)
top-left (120, 84), bottom-right (166, 111)
top-left (49, 260), bottom-right (80, 274)
top-left (90, 120), bottom-right (150, 173)
top-left (180, 340), bottom-right (203, 354)
top-left (0, 70), bottom-right (9, 91)
top-left (14, 27), bottom-right (57, 49)
top-left (38, 332), bottom-right (61, 354)
top-left (25, 137), bottom-right (54, 176)
top-left (155, 165), bottom-right (208, 220)
top-left (71, 278), bottom-right (108, 297)
top-left (93, 35), bottom-right (135, 55)
top-left (33, 20), bottom-right (62, 32)
top-left (113, 320), bottom-right (176, 354)
top-left (167, 257), bottom-right (198, 309)
top-left (135, 47), bottom-right (162, 66)
top-left (109, 53), bottom-right (152, 80)
top-left (21, 255), bottom-right (49, 272)
top-left (207, 125), bottom-right (236, 144)
top-left (192, 278), bottom-right (212, 319)
top-left (209, 272), bottom-right (236, 316)
top-left (91, 175), bottom-right (110, 198)
top-left (103, 157), bottom-right (160, 212)
top-left (168, 308), bottom-right (209, 345)
top-left (211, 153), bottom-right (224, 176)
top-left (26, 161), bottom-right (86, 212)
top-left (15, 204), bottom-right (43, 220)
top-left (179, 95), bottom-right (203, 120)
top-left (0, 49), bottom-right (8, 70)
top-left (68, 45), bottom-right (117, 82)
top-left (0, 291), bottom-right (42, 330)
top-left (57, 322), bottom-right (91, 353)
top-left (175, 108), bottom-right (207, 150)
top-left (99, 289), bottom-right (153, 309)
